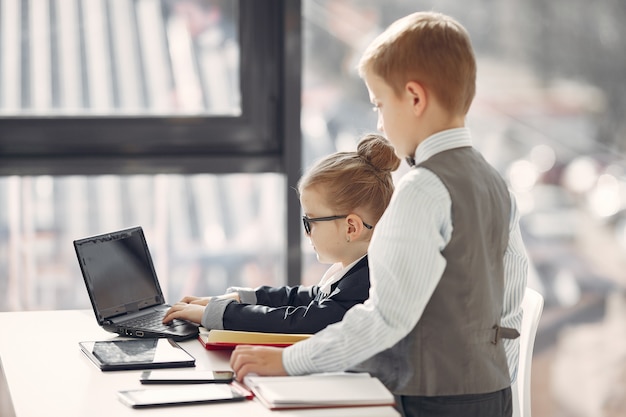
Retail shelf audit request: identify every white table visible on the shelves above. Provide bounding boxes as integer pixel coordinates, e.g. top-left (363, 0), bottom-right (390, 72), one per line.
top-left (0, 310), bottom-right (399, 417)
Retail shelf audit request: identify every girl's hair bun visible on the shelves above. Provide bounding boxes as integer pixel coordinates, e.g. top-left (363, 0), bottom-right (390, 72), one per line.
top-left (357, 134), bottom-right (401, 173)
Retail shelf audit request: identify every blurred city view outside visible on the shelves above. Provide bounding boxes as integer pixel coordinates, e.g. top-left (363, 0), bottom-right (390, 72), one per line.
top-left (1, 1), bottom-right (626, 416)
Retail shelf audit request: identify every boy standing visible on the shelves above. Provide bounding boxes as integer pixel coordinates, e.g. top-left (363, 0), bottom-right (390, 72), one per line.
top-left (231, 11), bottom-right (529, 417)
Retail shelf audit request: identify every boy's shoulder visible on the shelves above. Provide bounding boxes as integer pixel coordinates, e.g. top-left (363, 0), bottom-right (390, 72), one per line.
top-left (394, 167), bottom-right (447, 202)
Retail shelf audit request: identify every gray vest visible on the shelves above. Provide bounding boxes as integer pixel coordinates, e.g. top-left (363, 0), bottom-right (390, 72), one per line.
top-left (354, 147), bottom-right (513, 396)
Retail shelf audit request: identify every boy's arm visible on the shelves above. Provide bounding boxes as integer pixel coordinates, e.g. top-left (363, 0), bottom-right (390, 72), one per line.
top-left (501, 192), bottom-right (530, 382)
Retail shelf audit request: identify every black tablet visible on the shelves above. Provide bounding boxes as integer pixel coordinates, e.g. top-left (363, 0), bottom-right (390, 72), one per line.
top-left (79, 338), bottom-right (195, 371)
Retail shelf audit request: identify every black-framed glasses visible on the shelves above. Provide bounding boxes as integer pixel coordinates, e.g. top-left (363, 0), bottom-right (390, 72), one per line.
top-left (301, 214), bottom-right (373, 235)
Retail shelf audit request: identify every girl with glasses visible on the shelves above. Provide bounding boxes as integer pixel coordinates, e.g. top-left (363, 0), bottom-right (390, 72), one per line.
top-left (163, 133), bottom-right (399, 334)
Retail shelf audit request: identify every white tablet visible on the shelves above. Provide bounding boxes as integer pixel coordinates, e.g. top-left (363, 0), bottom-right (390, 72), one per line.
top-left (117, 385), bottom-right (246, 408)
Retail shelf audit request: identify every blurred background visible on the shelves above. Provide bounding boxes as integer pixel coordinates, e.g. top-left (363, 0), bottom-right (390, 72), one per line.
top-left (1, 1), bottom-right (625, 416)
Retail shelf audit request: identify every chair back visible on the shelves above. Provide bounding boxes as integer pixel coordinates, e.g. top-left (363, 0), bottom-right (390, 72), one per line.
top-left (511, 287), bottom-right (544, 417)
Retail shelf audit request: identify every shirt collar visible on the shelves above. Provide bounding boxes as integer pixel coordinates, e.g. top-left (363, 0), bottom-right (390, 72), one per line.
top-left (318, 254), bottom-right (366, 295)
top-left (409, 127), bottom-right (473, 166)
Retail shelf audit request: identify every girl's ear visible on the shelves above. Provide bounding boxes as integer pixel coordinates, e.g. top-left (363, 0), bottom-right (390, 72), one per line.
top-left (405, 81), bottom-right (427, 116)
top-left (345, 214), bottom-right (364, 241)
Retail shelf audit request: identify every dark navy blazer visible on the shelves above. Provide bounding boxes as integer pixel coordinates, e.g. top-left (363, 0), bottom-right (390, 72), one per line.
top-left (222, 256), bottom-right (370, 334)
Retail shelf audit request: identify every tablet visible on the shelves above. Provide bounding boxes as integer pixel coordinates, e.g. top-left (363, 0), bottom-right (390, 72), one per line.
top-left (117, 385), bottom-right (246, 408)
top-left (140, 370), bottom-right (234, 384)
top-left (79, 338), bottom-right (195, 371)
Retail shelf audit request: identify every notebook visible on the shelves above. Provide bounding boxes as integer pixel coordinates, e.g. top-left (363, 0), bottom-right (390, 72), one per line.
top-left (242, 372), bottom-right (395, 410)
top-left (74, 226), bottom-right (199, 341)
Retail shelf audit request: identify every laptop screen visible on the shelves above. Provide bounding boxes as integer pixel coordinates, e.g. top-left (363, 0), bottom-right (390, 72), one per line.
top-left (75, 227), bottom-right (165, 321)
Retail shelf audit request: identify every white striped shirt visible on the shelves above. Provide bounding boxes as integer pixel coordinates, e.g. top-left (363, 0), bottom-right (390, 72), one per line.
top-left (284, 127), bottom-right (529, 384)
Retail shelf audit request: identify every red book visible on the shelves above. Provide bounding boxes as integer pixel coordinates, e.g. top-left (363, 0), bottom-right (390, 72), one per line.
top-left (198, 328), bottom-right (312, 350)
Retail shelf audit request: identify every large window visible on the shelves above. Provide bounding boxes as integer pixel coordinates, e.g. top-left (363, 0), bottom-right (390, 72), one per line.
top-left (0, 0), bottom-right (302, 310)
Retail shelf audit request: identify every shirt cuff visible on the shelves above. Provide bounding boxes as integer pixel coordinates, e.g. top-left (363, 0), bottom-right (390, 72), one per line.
top-left (201, 298), bottom-right (236, 330)
top-left (227, 286), bottom-right (257, 304)
top-left (282, 338), bottom-right (316, 375)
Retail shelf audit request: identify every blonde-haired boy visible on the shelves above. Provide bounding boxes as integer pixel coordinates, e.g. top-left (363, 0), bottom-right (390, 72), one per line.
top-left (231, 11), bottom-right (528, 417)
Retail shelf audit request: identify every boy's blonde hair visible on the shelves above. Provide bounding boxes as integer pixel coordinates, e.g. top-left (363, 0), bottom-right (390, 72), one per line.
top-left (298, 134), bottom-right (400, 225)
top-left (358, 11), bottom-right (476, 116)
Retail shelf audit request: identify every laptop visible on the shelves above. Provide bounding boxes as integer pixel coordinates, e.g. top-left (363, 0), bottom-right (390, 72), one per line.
top-left (74, 226), bottom-right (199, 341)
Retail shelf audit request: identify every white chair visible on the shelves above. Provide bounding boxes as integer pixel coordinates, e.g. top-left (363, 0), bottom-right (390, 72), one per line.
top-left (511, 287), bottom-right (544, 417)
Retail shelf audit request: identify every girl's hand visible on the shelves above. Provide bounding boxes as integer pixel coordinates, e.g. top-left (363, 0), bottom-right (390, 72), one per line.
top-left (162, 302), bottom-right (205, 324)
top-left (180, 295), bottom-right (212, 306)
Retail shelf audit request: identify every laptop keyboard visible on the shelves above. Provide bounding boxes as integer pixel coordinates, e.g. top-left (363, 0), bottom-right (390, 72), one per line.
top-left (121, 310), bottom-right (187, 332)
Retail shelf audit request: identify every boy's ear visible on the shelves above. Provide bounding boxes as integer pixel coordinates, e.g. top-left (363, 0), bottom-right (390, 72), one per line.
top-left (405, 81), bottom-right (427, 116)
